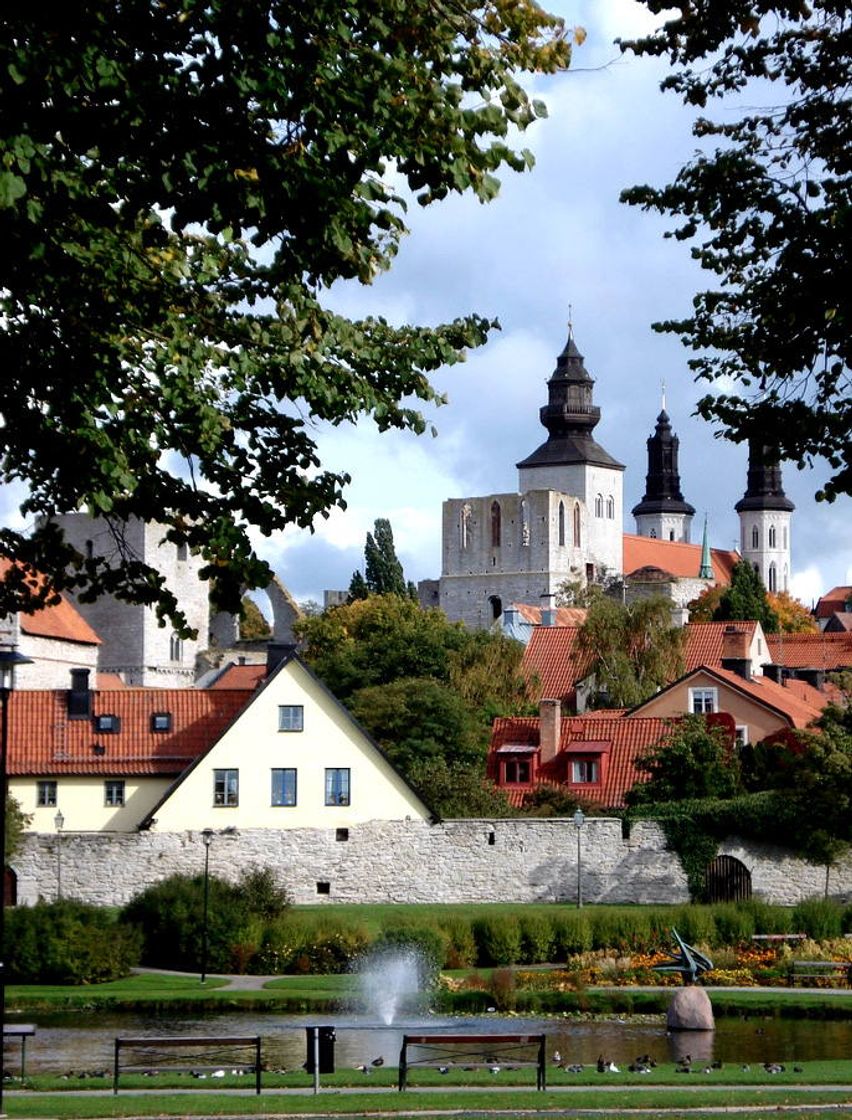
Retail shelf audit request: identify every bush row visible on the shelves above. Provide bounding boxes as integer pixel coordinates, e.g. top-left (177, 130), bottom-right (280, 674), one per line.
top-left (5, 900), bottom-right (142, 983)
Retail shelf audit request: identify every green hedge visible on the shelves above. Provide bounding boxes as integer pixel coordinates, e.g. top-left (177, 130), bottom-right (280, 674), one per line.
top-left (5, 900), bottom-right (142, 983)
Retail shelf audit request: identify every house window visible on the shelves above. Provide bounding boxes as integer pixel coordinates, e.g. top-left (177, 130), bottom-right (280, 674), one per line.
top-left (151, 712), bottom-right (172, 732)
top-left (271, 768), bottom-right (297, 806)
top-left (176, 542), bottom-right (188, 562)
top-left (571, 759), bottom-right (600, 783)
top-left (558, 501), bottom-right (565, 547)
top-left (325, 768), bottom-right (351, 806)
top-left (490, 501), bottom-right (501, 548)
top-left (689, 687), bottom-right (718, 714)
top-left (169, 634), bottom-right (183, 662)
top-left (214, 768), bottom-right (239, 806)
top-left (735, 726), bottom-right (749, 749)
top-left (278, 705), bottom-right (304, 732)
top-left (606, 496), bottom-right (615, 519)
top-left (594, 494), bottom-right (603, 518)
top-left (503, 759), bottom-right (531, 784)
top-left (94, 713), bottom-right (121, 733)
top-left (573, 503), bottom-right (581, 547)
top-left (104, 780), bottom-right (125, 807)
top-left (37, 780), bottom-right (57, 807)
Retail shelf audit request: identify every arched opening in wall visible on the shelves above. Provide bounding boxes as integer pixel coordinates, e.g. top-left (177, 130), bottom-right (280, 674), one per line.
top-left (669, 530), bottom-right (675, 541)
top-left (520, 499), bottom-right (530, 546)
top-left (490, 501), bottom-right (501, 549)
top-left (703, 854), bottom-right (752, 902)
top-left (752, 525), bottom-right (759, 549)
top-left (573, 503), bottom-right (581, 548)
top-left (768, 563), bottom-right (777, 592)
top-left (169, 634), bottom-right (184, 663)
top-left (606, 496), bottom-right (615, 520)
top-left (558, 501), bottom-right (565, 547)
top-left (241, 589), bottom-right (274, 640)
top-left (594, 494), bottom-right (603, 518)
top-left (4, 867), bottom-right (17, 907)
top-left (488, 595), bottom-right (502, 621)
top-left (769, 525), bottom-right (776, 548)
top-left (460, 503), bottom-right (471, 549)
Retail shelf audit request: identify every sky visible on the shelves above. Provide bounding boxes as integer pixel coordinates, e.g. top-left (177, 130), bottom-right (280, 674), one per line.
top-left (2, 1), bottom-right (850, 614)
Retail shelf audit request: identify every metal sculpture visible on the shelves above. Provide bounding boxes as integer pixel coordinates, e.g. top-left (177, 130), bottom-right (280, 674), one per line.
top-left (652, 928), bottom-right (713, 985)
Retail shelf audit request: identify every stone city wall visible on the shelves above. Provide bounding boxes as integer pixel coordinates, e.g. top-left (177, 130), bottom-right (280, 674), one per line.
top-left (12, 817), bottom-right (851, 908)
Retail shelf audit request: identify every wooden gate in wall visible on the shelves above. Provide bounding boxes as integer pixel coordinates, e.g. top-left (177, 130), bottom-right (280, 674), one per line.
top-left (703, 855), bottom-right (752, 902)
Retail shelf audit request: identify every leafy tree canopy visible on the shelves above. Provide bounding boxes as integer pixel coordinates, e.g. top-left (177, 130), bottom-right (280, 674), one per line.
top-left (579, 595), bottom-right (685, 708)
top-left (5, 793), bottom-right (31, 861)
top-left (767, 590), bottom-right (818, 634)
top-left (0, 2), bottom-right (571, 632)
top-left (687, 584), bottom-right (725, 624)
top-left (238, 595), bottom-right (271, 641)
top-left (626, 714), bottom-right (742, 807)
top-left (712, 561), bottom-right (779, 632)
top-left (407, 757), bottom-right (512, 819)
top-left (349, 518), bottom-right (415, 600)
top-left (620, 2), bottom-right (852, 502)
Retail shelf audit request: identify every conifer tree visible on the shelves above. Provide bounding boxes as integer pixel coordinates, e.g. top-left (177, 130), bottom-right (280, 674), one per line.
top-left (713, 562), bottom-right (779, 632)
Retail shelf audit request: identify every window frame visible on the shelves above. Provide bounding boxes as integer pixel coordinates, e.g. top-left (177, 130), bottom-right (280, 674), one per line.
top-left (570, 758), bottom-right (600, 784)
top-left (278, 704), bottom-right (304, 733)
top-left (36, 779), bottom-right (57, 807)
top-left (325, 767), bottom-right (351, 807)
top-left (271, 767), bottom-right (298, 807)
top-left (503, 759), bottom-right (531, 784)
top-left (151, 712), bottom-right (172, 733)
top-left (93, 713), bottom-right (121, 733)
top-left (213, 768), bottom-right (239, 807)
top-left (104, 779), bottom-right (125, 807)
top-left (689, 687), bottom-right (718, 714)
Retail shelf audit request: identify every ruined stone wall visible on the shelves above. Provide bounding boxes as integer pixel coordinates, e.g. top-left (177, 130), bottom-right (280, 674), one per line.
top-left (12, 818), bottom-right (850, 908)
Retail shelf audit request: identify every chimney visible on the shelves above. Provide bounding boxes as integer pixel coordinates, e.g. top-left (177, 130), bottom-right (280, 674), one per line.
top-left (266, 641), bottom-right (296, 676)
top-left (539, 698), bottom-right (561, 764)
top-left (540, 592), bottom-right (557, 627)
top-left (502, 605), bottom-right (518, 631)
top-left (68, 668), bottom-right (92, 719)
top-left (720, 625), bottom-right (752, 680)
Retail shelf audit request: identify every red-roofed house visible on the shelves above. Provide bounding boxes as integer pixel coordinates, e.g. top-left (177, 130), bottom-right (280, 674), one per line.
top-left (815, 586), bottom-right (852, 627)
top-left (765, 632), bottom-right (852, 683)
top-left (623, 534), bottom-right (739, 586)
top-left (683, 621), bottom-right (771, 674)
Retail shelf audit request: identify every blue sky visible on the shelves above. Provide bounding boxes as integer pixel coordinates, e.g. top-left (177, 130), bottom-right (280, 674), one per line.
top-left (2, 1), bottom-right (849, 613)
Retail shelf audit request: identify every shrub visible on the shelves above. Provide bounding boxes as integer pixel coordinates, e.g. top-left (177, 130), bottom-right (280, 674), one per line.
top-left (5, 900), bottom-right (142, 984)
top-left (437, 917), bottom-right (477, 969)
top-left (236, 867), bottom-right (291, 919)
top-left (590, 908), bottom-right (654, 952)
top-left (739, 898), bottom-right (791, 935)
top-left (370, 925), bottom-right (446, 984)
top-left (518, 913), bottom-right (553, 964)
top-left (793, 897), bottom-right (843, 941)
top-left (472, 915), bottom-right (521, 966)
top-left (712, 903), bottom-right (756, 945)
top-left (551, 911), bottom-right (592, 958)
top-left (669, 905), bottom-right (716, 948)
top-left (488, 966), bottom-right (516, 1010)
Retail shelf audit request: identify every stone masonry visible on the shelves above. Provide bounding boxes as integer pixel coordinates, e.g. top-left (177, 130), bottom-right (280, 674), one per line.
top-left (12, 818), bottom-right (850, 908)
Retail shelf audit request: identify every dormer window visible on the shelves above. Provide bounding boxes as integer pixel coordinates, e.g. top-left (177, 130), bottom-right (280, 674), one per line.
top-left (151, 712), bottom-right (172, 733)
top-left (571, 759), bottom-right (599, 783)
top-left (94, 714), bottom-right (121, 733)
top-left (504, 759), bottom-right (531, 784)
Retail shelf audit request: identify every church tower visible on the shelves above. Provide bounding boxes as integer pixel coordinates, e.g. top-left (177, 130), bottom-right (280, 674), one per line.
top-left (735, 441), bottom-right (794, 592)
top-left (515, 328), bottom-right (624, 578)
top-left (631, 399), bottom-right (695, 542)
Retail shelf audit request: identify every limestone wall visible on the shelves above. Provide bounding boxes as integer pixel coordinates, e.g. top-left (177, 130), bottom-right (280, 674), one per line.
top-left (12, 817), bottom-right (850, 908)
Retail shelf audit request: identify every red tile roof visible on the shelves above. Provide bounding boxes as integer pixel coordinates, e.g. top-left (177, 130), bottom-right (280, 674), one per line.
top-left (815, 586), bottom-right (852, 619)
top-left (512, 604), bottom-right (588, 627)
top-left (0, 559), bottom-right (100, 646)
top-left (825, 613), bottom-right (852, 633)
top-left (683, 621), bottom-right (757, 672)
top-left (623, 534), bottom-right (739, 584)
top-left (766, 632), bottom-right (852, 670)
top-left (96, 672), bottom-right (128, 690)
top-left (523, 627), bottom-right (593, 701)
top-left (7, 688), bottom-right (249, 776)
top-left (208, 663), bottom-right (267, 690)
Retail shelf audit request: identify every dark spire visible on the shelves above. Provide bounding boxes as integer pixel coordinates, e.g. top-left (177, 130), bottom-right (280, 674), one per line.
top-left (734, 440), bottom-right (795, 513)
top-left (631, 407), bottom-right (695, 519)
top-left (516, 329), bottom-right (624, 472)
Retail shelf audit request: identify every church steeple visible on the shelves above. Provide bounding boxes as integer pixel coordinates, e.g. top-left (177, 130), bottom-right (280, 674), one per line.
top-left (735, 440), bottom-right (794, 593)
top-left (699, 515), bottom-right (713, 579)
top-left (631, 398), bottom-right (695, 543)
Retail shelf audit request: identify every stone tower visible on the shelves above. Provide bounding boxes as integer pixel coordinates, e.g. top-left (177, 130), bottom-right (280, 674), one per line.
top-left (438, 329), bottom-right (624, 629)
top-left (734, 441), bottom-right (794, 592)
top-left (631, 401), bottom-right (695, 542)
top-left (49, 513), bottom-right (210, 686)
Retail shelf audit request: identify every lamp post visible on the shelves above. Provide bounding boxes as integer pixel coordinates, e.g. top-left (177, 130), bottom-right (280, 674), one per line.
top-left (0, 646), bottom-right (33, 1115)
top-left (573, 808), bottom-right (585, 909)
top-left (200, 828), bottom-right (214, 985)
top-left (54, 810), bottom-right (65, 901)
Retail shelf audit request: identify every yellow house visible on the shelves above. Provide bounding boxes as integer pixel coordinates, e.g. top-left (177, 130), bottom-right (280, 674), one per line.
top-left (8, 652), bottom-right (433, 833)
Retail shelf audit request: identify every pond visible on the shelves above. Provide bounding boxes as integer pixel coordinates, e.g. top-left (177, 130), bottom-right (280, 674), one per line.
top-left (9, 1009), bottom-right (852, 1074)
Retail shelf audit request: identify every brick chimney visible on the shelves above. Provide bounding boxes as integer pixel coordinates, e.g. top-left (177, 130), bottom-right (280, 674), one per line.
top-left (720, 625), bottom-right (752, 680)
top-left (539, 698), bottom-right (561, 764)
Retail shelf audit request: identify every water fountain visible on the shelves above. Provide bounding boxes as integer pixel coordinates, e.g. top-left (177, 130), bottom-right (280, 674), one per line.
top-left (356, 947), bottom-right (425, 1025)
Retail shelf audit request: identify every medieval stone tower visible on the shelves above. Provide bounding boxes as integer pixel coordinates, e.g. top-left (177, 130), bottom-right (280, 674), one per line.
top-left (631, 399), bottom-right (695, 542)
top-left (439, 329), bottom-right (624, 629)
top-left (735, 441), bottom-right (794, 592)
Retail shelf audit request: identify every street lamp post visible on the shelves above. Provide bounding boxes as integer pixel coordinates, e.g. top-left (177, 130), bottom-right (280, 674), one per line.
top-left (54, 810), bottom-right (65, 901)
top-left (573, 808), bottom-right (585, 909)
top-left (0, 646), bottom-right (33, 1114)
top-left (200, 829), bottom-right (214, 985)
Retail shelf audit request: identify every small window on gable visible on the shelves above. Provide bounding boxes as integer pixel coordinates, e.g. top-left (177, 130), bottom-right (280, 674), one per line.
top-left (571, 758), bottom-right (599, 783)
top-left (689, 687), bottom-right (718, 714)
top-left (151, 712), bottom-right (172, 733)
top-left (278, 705), bottom-right (304, 732)
top-left (37, 780), bottom-right (57, 807)
top-left (94, 713), bottom-right (121, 733)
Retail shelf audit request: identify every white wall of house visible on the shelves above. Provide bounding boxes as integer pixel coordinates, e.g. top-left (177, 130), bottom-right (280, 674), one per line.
top-left (10, 775), bottom-right (172, 834)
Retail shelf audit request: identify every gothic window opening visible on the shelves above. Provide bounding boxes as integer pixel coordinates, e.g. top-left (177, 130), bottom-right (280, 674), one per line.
top-left (460, 503), bottom-right (471, 549)
top-left (490, 501), bottom-right (501, 548)
top-left (594, 494), bottom-right (603, 518)
top-left (520, 498), bottom-right (530, 546)
top-left (783, 526), bottom-right (788, 549)
top-left (751, 525), bottom-right (759, 549)
top-left (769, 525), bottom-right (777, 548)
top-left (606, 495), bottom-right (615, 519)
top-left (669, 530), bottom-right (675, 541)
top-left (768, 562), bottom-right (777, 592)
top-left (573, 503), bottom-right (581, 548)
top-left (558, 501), bottom-right (565, 547)
top-left (169, 634), bottom-right (183, 663)
top-left (489, 595), bottom-right (502, 620)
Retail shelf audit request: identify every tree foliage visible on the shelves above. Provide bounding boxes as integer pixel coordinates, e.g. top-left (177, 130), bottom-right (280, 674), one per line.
top-left (687, 584), bottom-right (725, 623)
top-left (4, 792), bottom-right (31, 861)
top-left (0, 2), bottom-right (571, 630)
top-left (238, 595), bottom-right (271, 641)
top-left (579, 595), bottom-right (685, 708)
top-left (349, 518), bottom-right (413, 600)
top-left (407, 757), bottom-right (512, 819)
top-left (620, 2), bottom-right (852, 501)
top-left (767, 590), bottom-right (818, 633)
top-left (626, 714), bottom-right (742, 807)
top-left (712, 561), bottom-right (779, 632)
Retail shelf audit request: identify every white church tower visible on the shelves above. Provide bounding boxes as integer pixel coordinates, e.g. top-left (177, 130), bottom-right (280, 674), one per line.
top-left (735, 441), bottom-right (794, 593)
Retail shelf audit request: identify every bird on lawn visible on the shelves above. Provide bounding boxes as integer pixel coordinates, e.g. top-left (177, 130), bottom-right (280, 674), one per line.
top-left (371, 1056), bottom-right (384, 1068)
top-left (354, 1064), bottom-right (369, 1074)
top-left (552, 1050), bottom-right (562, 1064)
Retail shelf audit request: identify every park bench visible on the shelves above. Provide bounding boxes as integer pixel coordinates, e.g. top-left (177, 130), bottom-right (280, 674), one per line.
top-left (397, 1033), bottom-right (546, 1091)
top-left (787, 960), bottom-right (852, 987)
top-left (113, 1036), bottom-right (262, 1094)
top-left (3, 1024), bottom-right (36, 1079)
top-left (750, 933), bottom-right (806, 944)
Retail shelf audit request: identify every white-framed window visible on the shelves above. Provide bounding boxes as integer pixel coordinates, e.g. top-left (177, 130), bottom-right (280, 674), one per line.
top-left (689, 687), bottom-right (718, 714)
top-left (271, 768), bottom-right (297, 807)
top-left (37, 780), bottom-right (57, 807)
top-left (278, 705), bottom-right (304, 732)
top-left (325, 768), bottom-right (351, 806)
top-left (571, 759), bottom-right (600, 783)
top-left (735, 726), bottom-right (749, 749)
top-left (214, 768), bottom-right (239, 806)
top-left (104, 780), bottom-right (125, 807)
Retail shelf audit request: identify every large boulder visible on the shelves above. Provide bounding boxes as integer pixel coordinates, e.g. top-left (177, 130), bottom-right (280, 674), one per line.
top-left (667, 985), bottom-right (715, 1031)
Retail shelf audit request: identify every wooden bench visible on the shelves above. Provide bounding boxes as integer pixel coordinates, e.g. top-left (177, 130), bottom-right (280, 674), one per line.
top-left (3, 1024), bottom-right (36, 1079)
top-left (398, 1033), bottom-right (546, 1091)
top-left (751, 933), bottom-right (806, 944)
top-left (113, 1036), bottom-right (262, 1094)
top-left (787, 961), bottom-right (852, 987)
